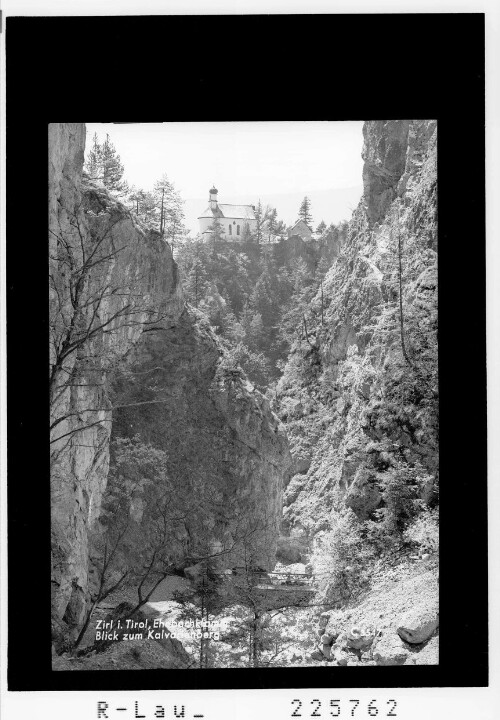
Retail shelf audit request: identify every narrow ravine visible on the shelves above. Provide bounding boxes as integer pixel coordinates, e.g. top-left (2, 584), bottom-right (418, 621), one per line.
top-left (50, 120), bottom-right (439, 670)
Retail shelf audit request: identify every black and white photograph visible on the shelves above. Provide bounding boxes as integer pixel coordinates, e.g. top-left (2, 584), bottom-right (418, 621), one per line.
top-left (48, 119), bottom-right (439, 671)
top-left (3, 7), bottom-right (492, 718)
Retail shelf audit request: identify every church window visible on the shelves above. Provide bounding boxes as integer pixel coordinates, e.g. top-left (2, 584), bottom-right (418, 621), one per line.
top-left (237, 225), bottom-right (240, 235)
top-left (228, 224), bottom-right (232, 235)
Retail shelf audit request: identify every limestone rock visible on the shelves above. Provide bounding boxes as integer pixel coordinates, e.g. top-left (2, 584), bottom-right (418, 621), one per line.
top-left (310, 650), bottom-right (324, 662)
top-left (321, 644), bottom-right (333, 660)
top-left (50, 124), bottom-right (183, 647)
top-left (373, 633), bottom-right (409, 666)
top-left (397, 604), bottom-right (439, 644)
top-left (362, 120), bottom-right (411, 226)
top-left (346, 626), bottom-right (376, 650)
top-left (320, 633), bottom-right (335, 646)
top-left (344, 467), bottom-right (382, 520)
top-left (276, 120), bottom-right (437, 535)
top-left (293, 453), bottom-right (312, 475)
top-left (318, 612), bottom-right (331, 628)
top-left (334, 649), bottom-right (350, 666)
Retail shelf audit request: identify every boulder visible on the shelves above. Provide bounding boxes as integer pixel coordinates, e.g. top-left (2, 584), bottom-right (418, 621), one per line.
top-left (321, 644), bottom-right (333, 660)
top-left (397, 604), bottom-right (438, 644)
top-left (318, 612), bottom-right (330, 628)
top-left (310, 650), bottom-right (324, 662)
top-left (346, 626), bottom-right (375, 650)
top-left (334, 649), bottom-right (350, 666)
top-left (294, 453), bottom-right (312, 475)
top-left (320, 633), bottom-right (335, 646)
top-left (345, 467), bottom-right (382, 519)
top-left (372, 633), bottom-right (409, 666)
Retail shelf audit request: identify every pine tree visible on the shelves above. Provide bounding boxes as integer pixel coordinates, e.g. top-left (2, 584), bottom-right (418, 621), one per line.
top-left (180, 240), bottom-right (209, 308)
top-left (153, 174), bottom-right (186, 250)
top-left (254, 200), bottom-right (265, 244)
top-left (85, 133), bottom-right (126, 194)
top-left (85, 133), bottom-right (102, 180)
top-left (298, 196), bottom-right (313, 229)
top-left (266, 208), bottom-right (278, 242)
top-left (207, 215), bottom-right (226, 245)
top-left (136, 190), bottom-right (157, 225)
top-left (100, 134), bottom-right (126, 193)
top-left (248, 312), bottom-right (266, 352)
top-left (240, 221), bottom-right (254, 243)
top-left (316, 219), bottom-right (327, 234)
top-left (275, 219), bottom-right (287, 240)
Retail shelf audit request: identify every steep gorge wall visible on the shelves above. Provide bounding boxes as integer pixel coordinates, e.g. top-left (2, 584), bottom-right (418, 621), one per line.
top-left (49, 124), bottom-right (291, 648)
top-left (277, 120), bottom-right (438, 543)
top-left (111, 309), bottom-right (290, 574)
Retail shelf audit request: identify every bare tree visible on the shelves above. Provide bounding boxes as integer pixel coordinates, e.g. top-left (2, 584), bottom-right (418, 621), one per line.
top-left (49, 192), bottom-right (175, 456)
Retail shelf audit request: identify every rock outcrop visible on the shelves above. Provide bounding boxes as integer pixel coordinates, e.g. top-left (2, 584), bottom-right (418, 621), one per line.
top-left (49, 124), bottom-right (291, 651)
top-left (111, 309), bottom-right (291, 573)
top-left (50, 124), bottom-right (183, 648)
top-left (278, 119), bottom-right (438, 536)
top-left (307, 562), bottom-right (439, 666)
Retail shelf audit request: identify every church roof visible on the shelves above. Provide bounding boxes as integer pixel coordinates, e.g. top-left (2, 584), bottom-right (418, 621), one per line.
top-left (197, 203), bottom-right (256, 221)
top-left (198, 206), bottom-right (223, 219)
top-left (218, 204), bottom-right (255, 220)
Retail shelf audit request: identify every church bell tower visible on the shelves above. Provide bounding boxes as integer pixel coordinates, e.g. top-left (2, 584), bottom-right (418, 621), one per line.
top-left (209, 186), bottom-right (218, 211)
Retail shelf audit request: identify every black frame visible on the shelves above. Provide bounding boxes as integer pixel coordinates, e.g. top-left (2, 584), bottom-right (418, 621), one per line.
top-left (6, 13), bottom-right (487, 690)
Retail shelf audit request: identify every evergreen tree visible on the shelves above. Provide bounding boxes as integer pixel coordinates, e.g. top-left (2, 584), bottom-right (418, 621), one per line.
top-left (85, 133), bottom-right (102, 180)
top-left (254, 200), bottom-right (265, 244)
top-left (127, 186), bottom-right (142, 215)
top-left (143, 191), bottom-right (158, 225)
top-left (173, 561), bottom-right (225, 669)
top-left (240, 221), bottom-right (254, 243)
top-left (100, 134), bottom-right (126, 193)
top-left (180, 240), bottom-right (209, 308)
top-left (248, 312), bottom-right (266, 352)
top-left (207, 215), bottom-right (226, 245)
top-left (298, 196), bottom-right (313, 229)
top-left (84, 132), bottom-right (126, 194)
top-left (266, 208), bottom-right (278, 242)
top-left (316, 219), bottom-right (327, 234)
top-left (275, 219), bottom-right (288, 240)
top-left (153, 174), bottom-right (186, 250)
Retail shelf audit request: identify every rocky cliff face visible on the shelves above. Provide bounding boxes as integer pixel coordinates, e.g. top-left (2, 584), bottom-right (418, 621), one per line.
top-left (271, 229), bottom-right (343, 270)
top-left (49, 124), bottom-right (291, 649)
top-left (277, 120), bottom-right (438, 541)
top-left (111, 309), bottom-right (291, 573)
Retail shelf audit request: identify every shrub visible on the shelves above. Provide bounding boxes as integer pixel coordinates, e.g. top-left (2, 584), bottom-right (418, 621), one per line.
top-left (403, 508), bottom-right (439, 554)
top-left (312, 507), bottom-right (374, 605)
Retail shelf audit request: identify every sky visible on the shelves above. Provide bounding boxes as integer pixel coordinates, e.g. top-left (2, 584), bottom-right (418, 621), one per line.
top-left (85, 122), bottom-right (365, 234)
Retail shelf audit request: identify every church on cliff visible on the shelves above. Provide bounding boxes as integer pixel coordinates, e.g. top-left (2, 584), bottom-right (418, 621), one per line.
top-left (198, 186), bottom-right (257, 240)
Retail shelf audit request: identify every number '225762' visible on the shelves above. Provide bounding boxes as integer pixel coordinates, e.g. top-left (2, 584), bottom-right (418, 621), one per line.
top-left (291, 699), bottom-right (398, 717)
